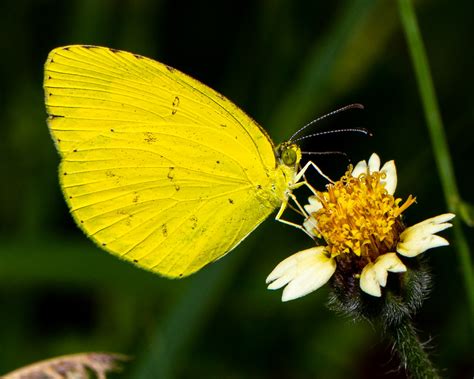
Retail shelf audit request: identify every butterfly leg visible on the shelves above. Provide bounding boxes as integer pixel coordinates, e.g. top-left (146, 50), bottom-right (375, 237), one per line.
top-left (286, 159), bottom-right (332, 216)
top-left (290, 159), bottom-right (334, 212)
top-left (274, 160), bottom-right (332, 237)
top-left (274, 196), bottom-right (317, 239)
top-left (274, 160), bottom-right (334, 236)
top-left (294, 160), bottom-right (334, 185)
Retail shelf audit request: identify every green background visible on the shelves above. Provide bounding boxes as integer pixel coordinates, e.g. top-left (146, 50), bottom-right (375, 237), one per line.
top-left (1, 0), bottom-right (472, 378)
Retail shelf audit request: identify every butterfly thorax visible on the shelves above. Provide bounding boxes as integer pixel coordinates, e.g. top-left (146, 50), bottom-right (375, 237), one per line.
top-left (255, 142), bottom-right (301, 208)
top-left (276, 141), bottom-right (302, 195)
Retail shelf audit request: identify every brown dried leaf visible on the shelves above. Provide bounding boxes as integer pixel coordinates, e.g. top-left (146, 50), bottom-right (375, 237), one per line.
top-left (1, 352), bottom-right (129, 379)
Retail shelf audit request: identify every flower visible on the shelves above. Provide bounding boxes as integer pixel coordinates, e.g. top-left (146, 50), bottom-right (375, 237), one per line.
top-left (267, 153), bottom-right (454, 301)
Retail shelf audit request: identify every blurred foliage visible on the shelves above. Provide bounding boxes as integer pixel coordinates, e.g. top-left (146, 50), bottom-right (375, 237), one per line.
top-left (0, 0), bottom-right (473, 378)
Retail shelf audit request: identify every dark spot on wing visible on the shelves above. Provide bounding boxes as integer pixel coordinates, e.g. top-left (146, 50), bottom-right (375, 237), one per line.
top-left (48, 75), bottom-right (51, 80)
top-left (172, 96), bottom-right (180, 115)
top-left (63, 172), bottom-right (67, 176)
top-left (257, 184), bottom-right (262, 190)
top-left (161, 223), bottom-right (168, 237)
top-left (80, 220), bottom-right (84, 224)
top-left (105, 170), bottom-right (116, 178)
top-left (110, 128), bottom-right (115, 132)
top-left (216, 160), bottom-right (220, 164)
top-left (102, 243), bottom-right (106, 246)
top-left (132, 193), bottom-right (140, 203)
top-left (83, 45), bottom-right (93, 50)
top-left (167, 167), bottom-right (175, 180)
top-left (175, 184), bottom-right (180, 191)
top-left (220, 124), bottom-right (227, 128)
top-left (73, 149), bottom-right (77, 152)
top-left (179, 273), bottom-right (183, 277)
top-left (64, 47), bottom-right (70, 51)
top-left (166, 65), bottom-right (175, 73)
top-left (190, 215), bottom-right (198, 230)
top-left (228, 198), bottom-right (234, 204)
top-left (133, 259), bottom-right (138, 263)
top-left (144, 132), bottom-right (157, 143)
top-left (49, 114), bottom-right (64, 119)
top-left (134, 54), bottom-right (144, 59)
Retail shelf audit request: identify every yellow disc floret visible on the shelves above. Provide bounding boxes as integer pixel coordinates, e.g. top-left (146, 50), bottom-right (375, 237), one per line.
top-left (313, 168), bottom-right (415, 261)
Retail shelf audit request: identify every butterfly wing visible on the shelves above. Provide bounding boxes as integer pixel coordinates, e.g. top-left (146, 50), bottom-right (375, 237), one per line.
top-left (44, 45), bottom-right (282, 277)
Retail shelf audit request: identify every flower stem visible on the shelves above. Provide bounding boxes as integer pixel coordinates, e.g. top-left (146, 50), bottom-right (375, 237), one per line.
top-left (397, 0), bottom-right (474, 327)
top-left (387, 318), bottom-right (440, 379)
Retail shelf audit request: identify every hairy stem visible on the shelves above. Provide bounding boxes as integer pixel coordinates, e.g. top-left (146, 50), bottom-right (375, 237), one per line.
top-left (387, 319), bottom-right (440, 379)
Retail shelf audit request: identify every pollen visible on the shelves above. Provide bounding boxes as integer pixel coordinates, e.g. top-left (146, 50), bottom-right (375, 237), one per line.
top-left (312, 169), bottom-right (415, 263)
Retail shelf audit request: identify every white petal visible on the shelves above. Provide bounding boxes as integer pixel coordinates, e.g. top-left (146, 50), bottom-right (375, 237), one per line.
top-left (352, 160), bottom-right (368, 178)
top-left (409, 222), bottom-right (453, 237)
top-left (303, 217), bottom-right (318, 236)
top-left (360, 253), bottom-right (406, 297)
top-left (374, 267), bottom-right (388, 288)
top-left (403, 215), bottom-right (454, 237)
top-left (360, 263), bottom-right (381, 297)
top-left (304, 195), bottom-right (323, 214)
top-left (425, 213), bottom-right (456, 223)
top-left (398, 235), bottom-right (449, 257)
top-left (402, 214), bottom-right (455, 236)
top-left (282, 258), bottom-right (336, 302)
top-left (266, 251), bottom-right (308, 284)
top-left (266, 247), bottom-right (325, 284)
top-left (380, 253), bottom-right (407, 273)
top-left (368, 153), bottom-right (381, 173)
top-left (397, 213), bottom-right (455, 257)
top-left (380, 160), bottom-right (397, 195)
top-left (267, 272), bottom-right (293, 290)
top-left (282, 262), bottom-right (334, 302)
top-left (373, 253), bottom-right (406, 286)
top-left (266, 247), bottom-right (336, 302)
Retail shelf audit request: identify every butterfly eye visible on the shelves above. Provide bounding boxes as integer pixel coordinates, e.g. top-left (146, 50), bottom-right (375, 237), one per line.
top-left (281, 145), bottom-right (298, 166)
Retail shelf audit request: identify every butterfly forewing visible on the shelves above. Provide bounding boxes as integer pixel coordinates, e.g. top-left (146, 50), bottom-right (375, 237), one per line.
top-left (45, 45), bottom-right (282, 277)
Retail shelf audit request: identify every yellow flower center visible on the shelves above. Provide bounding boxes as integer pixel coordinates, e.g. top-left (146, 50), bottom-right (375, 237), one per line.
top-left (311, 169), bottom-right (415, 263)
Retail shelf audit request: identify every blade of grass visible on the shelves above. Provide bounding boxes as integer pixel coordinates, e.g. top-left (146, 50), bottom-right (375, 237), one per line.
top-left (397, 0), bottom-right (474, 327)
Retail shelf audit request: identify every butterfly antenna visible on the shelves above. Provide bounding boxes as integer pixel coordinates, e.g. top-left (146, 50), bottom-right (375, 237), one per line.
top-left (289, 103), bottom-right (365, 142)
top-left (292, 127), bottom-right (370, 143)
top-left (302, 151), bottom-right (351, 165)
top-left (302, 151), bottom-right (349, 158)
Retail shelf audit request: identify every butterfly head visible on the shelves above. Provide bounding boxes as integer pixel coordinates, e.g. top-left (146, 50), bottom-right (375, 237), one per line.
top-left (276, 142), bottom-right (302, 170)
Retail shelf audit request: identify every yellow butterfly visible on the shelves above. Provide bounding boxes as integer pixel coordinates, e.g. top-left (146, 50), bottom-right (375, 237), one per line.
top-left (44, 45), bottom-right (321, 278)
